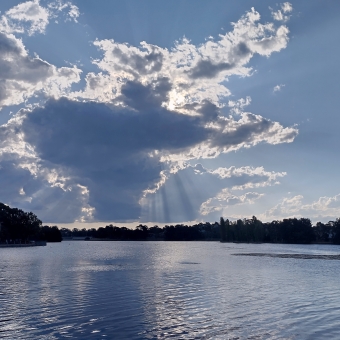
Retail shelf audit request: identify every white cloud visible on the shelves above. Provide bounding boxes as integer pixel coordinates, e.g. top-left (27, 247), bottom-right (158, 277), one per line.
top-left (48, 1), bottom-right (80, 23)
top-left (261, 194), bottom-right (340, 222)
top-left (0, 1), bottom-right (82, 109)
top-left (74, 7), bottom-right (290, 106)
top-left (228, 96), bottom-right (252, 112)
top-left (273, 84), bottom-right (285, 93)
top-left (67, 4), bottom-right (79, 22)
top-left (0, 32), bottom-right (81, 109)
top-left (1, 0), bottom-right (50, 35)
top-left (264, 195), bottom-right (304, 218)
top-left (200, 190), bottom-right (263, 216)
top-left (212, 166), bottom-right (285, 187)
top-left (160, 107), bottom-right (298, 163)
top-left (196, 166), bottom-right (284, 218)
top-left (0, 0), bottom-right (80, 35)
top-left (271, 2), bottom-right (293, 23)
top-left (281, 2), bottom-right (293, 13)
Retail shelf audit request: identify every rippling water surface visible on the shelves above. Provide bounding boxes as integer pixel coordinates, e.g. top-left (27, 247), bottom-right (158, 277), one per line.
top-left (1, 241), bottom-right (340, 339)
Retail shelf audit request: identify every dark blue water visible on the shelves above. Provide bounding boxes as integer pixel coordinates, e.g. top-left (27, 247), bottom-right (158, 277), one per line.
top-left (1, 241), bottom-right (340, 339)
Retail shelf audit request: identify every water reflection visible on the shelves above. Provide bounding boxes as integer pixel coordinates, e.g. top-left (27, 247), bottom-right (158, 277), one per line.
top-left (1, 242), bottom-right (340, 338)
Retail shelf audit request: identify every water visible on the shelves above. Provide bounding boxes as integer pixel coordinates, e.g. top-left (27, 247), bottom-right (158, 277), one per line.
top-left (1, 241), bottom-right (340, 339)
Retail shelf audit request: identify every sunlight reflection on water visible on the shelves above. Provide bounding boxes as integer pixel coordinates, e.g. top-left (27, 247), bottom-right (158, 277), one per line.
top-left (0, 242), bottom-right (340, 339)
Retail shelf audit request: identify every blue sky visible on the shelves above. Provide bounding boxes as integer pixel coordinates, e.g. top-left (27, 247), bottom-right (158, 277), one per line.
top-left (0, 0), bottom-right (340, 228)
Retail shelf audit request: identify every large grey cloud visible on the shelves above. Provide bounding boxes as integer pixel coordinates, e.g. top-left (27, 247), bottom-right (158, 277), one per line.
top-left (19, 94), bottom-right (210, 221)
top-left (119, 77), bottom-right (172, 111)
top-left (0, 77), bottom-right (292, 223)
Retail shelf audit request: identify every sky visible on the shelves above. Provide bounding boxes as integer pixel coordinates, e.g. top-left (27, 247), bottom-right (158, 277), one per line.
top-left (0, 0), bottom-right (340, 228)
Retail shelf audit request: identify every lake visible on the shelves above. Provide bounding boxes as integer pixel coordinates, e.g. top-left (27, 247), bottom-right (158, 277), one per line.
top-left (1, 241), bottom-right (340, 339)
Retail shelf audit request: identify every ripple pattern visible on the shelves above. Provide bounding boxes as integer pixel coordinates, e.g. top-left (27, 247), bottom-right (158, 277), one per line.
top-left (0, 242), bottom-right (340, 339)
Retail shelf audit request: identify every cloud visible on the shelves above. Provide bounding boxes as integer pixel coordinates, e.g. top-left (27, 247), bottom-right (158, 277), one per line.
top-left (0, 0), bottom-right (80, 35)
top-left (271, 2), bottom-right (293, 23)
top-left (187, 59), bottom-right (234, 79)
top-left (0, 32), bottom-right (81, 109)
top-left (119, 77), bottom-right (172, 111)
top-left (200, 191), bottom-right (263, 216)
top-left (75, 7), bottom-right (290, 106)
top-left (212, 166), bottom-right (285, 188)
top-left (0, 91), bottom-right (295, 223)
top-left (0, 158), bottom-right (94, 224)
top-left (262, 194), bottom-right (340, 222)
top-left (0, 4), bottom-right (298, 223)
top-left (273, 84), bottom-right (285, 93)
top-left (142, 163), bottom-right (285, 222)
top-left (4, 97), bottom-right (209, 221)
top-left (281, 3), bottom-right (293, 14)
top-left (0, 1), bottom-right (82, 109)
top-left (48, 1), bottom-right (80, 23)
top-left (1, 0), bottom-right (50, 35)
top-left (162, 110), bottom-right (298, 163)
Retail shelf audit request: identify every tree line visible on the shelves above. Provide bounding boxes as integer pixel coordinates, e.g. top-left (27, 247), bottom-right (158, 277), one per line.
top-left (220, 216), bottom-right (340, 244)
top-left (0, 202), bottom-right (62, 243)
top-left (61, 222), bottom-right (221, 241)
top-left (2, 201), bottom-right (340, 244)
top-left (62, 216), bottom-right (340, 244)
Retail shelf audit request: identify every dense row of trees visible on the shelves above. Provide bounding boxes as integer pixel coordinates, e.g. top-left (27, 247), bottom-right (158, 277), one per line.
top-left (2, 201), bottom-right (340, 245)
top-left (220, 217), bottom-right (316, 244)
top-left (0, 203), bottom-right (62, 243)
top-left (61, 217), bottom-right (340, 244)
top-left (0, 203), bottom-right (41, 242)
top-left (61, 222), bottom-right (220, 241)
top-left (220, 216), bottom-right (340, 244)
top-left (40, 225), bottom-right (62, 242)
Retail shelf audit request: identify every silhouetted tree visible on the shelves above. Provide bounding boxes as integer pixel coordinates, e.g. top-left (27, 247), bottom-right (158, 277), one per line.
top-left (0, 203), bottom-right (41, 242)
top-left (220, 217), bottom-right (227, 242)
top-left (332, 219), bottom-right (340, 244)
top-left (41, 226), bottom-right (62, 242)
